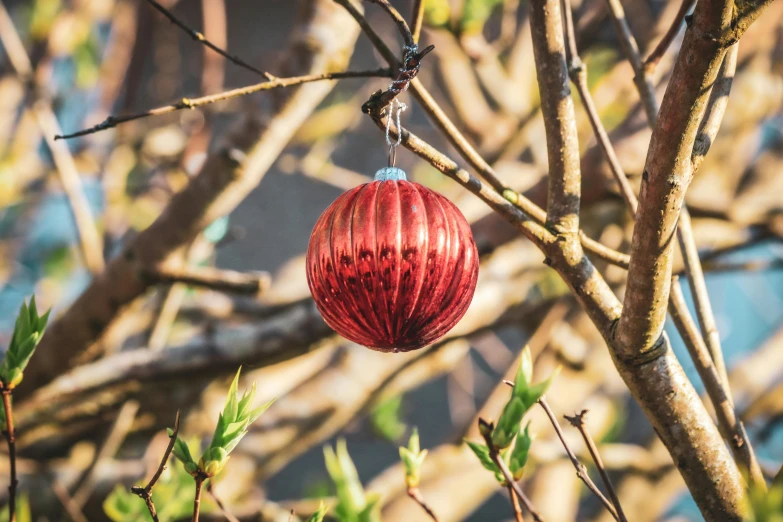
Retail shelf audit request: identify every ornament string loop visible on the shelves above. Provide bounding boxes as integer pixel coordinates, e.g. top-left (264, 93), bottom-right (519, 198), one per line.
top-left (385, 98), bottom-right (406, 168)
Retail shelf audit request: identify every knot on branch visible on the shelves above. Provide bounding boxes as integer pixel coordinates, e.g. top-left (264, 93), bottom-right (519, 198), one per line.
top-left (361, 44), bottom-right (435, 115)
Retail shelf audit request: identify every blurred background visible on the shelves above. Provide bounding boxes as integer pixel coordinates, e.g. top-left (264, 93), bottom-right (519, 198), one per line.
top-left (0, 0), bottom-right (781, 520)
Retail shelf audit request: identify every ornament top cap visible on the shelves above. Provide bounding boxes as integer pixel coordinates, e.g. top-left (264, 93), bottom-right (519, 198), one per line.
top-left (374, 167), bottom-right (407, 182)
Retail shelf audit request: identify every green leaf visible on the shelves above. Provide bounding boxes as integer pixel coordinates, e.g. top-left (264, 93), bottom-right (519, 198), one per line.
top-left (521, 366), bottom-right (561, 410)
top-left (247, 398), bottom-right (275, 424)
top-left (465, 440), bottom-right (498, 475)
top-left (323, 439), bottom-right (376, 522)
top-left (509, 422), bottom-right (534, 480)
top-left (172, 436), bottom-right (195, 467)
top-left (492, 397), bottom-right (525, 449)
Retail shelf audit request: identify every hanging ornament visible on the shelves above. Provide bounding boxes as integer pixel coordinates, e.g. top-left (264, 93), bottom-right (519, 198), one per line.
top-left (306, 97), bottom-right (478, 352)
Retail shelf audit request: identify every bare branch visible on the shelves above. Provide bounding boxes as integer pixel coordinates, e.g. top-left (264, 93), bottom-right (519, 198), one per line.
top-left (56, 69), bottom-right (392, 140)
top-left (411, 0), bottom-right (425, 44)
top-left (667, 282), bottom-right (765, 487)
top-left (538, 398), bottom-right (620, 521)
top-left (365, 0), bottom-right (416, 47)
top-left (560, 0), bottom-right (637, 214)
top-left (601, 0), bottom-right (763, 489)
top-left (692, 43), bottom-right (738, 173)
top-left (1, 389), bottom-right (17, 522)
top-left (603, 0), bottom-right (659, 125)
top-left (529, 0), bottom-right (582, 234)
top-left (143, 0), bottom-right (264, 76)
top-left (407, 487), bottom-right (440, 522)
top-left (676, 209), bottom-right (730, 390)
top-left (131, 411), bottom-right (181, 522)
top-left (643, 0), bottom-right (696, 72)
top-left (564, 410), bottom-right (628, 522)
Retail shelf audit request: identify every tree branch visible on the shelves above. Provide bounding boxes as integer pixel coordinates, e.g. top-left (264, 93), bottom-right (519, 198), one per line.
top-left (411, 0), bottom-right (425, 44)
top-left (564, 410), bottom-right (628, 522)
top-left (56, 69), bottom-right (392, 140)
top-left (529, 0), bottom-right (582, 234)
top-left (538, 398), bottom-right (620, 521)
top-left (599, 0), bottom-right (765, 490)
top-left (643, 0), bottom-right (696, 72)
top-left (131, 411), bottom-right (181, 522)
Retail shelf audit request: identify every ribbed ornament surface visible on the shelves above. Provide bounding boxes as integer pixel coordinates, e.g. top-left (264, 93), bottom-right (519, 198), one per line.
top-left (306, 180), bottom-right (479, 352)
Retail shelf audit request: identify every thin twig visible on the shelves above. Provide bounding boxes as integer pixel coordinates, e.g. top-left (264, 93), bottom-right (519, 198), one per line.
top-left (667, 283), bottom-right (765, 487)
top-left (143, 0), bottom-right (263, 75)
top-left (55, 68), bottom-right (392, 140)
top-left (564, 410), bottom-right (627, 522)
top-left (677, 209), bottom-right (730, 391)
top-left (143, 266), bottom-right (271, 296)
top-left (479, 419), bottom-right (544, 522)
top-left (560, 0), bottom-right (637, 214)
top-left (643, 0), bottom-right (696, 72)
top-left (603, 0), bottom-right (658, 125)
top-left (207, 482), bottom-right (241, 522)
top-left (366, 0), bottom-right (416, 47)
top-left (407, 487), bottom-right (440, 522)
top-left (411, 0), bottom-right (426, 44)
top-left (538, 398), bottom-right (619, 521)
top-left (507, 483), bottom-right (524, 522)
top-left (192, 473), bottom-right (206, 522)
top-left (1, 390), bottom-right (17, 522)
top-left (131, 411), bottom-right (181, 522)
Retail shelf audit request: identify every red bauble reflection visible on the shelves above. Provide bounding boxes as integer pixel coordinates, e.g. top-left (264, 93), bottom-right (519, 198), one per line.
top-left (306, 180), bottom-right (479, 352)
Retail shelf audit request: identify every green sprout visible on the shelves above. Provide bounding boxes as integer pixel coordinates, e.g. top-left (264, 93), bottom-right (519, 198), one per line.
top-left (1, 296), bottom-right (50, 389)
top-left (323, 439), bottom-right (380, 522)
top-left (466, 347), bottom-right (558, 485)
top-left (492, 346), bottom-right (559, 449)
top-left (171, 368), bottom-right (274, 478)
top-left (399, 428), bottom-right (428, 488)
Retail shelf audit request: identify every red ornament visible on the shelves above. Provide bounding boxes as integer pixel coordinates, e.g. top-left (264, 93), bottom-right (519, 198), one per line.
top-left (306, 171), bottom-right (479, 352)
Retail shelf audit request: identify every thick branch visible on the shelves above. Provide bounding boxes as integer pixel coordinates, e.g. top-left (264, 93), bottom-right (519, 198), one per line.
top-left (614, 0), bottom-right (733, 359)
top-left (529, 0), bottom-right (581, 234)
